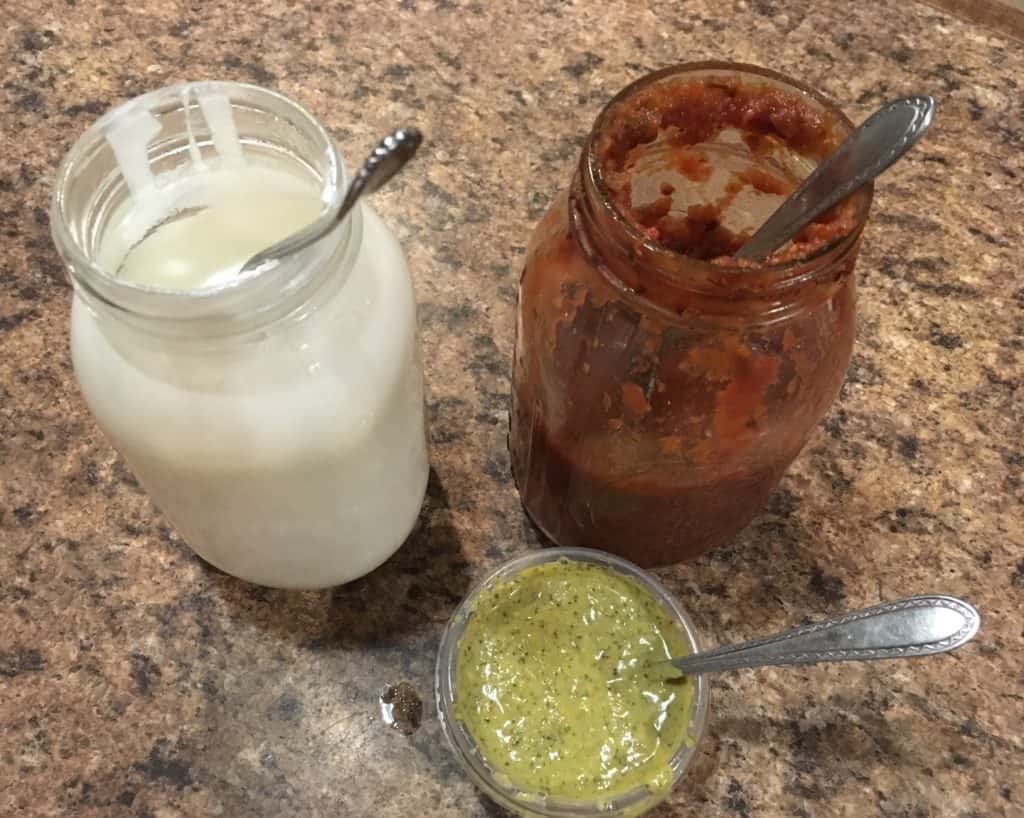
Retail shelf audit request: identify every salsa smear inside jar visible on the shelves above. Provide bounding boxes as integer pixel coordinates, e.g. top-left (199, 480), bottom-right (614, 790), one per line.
top-left (510, 63), bottom-right (873, 566)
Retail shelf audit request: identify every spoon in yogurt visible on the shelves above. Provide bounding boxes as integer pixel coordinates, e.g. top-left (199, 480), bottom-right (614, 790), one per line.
top-left (239, 126), bottom-right (422, 275)
top-left (734, 95), bottom-right (935, 261)
top-left (662, 594), bottom-right (978, 677)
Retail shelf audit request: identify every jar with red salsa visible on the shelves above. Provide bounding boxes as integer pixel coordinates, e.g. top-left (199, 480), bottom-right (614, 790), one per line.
top-left (510, 62), bottom-right (873, 566)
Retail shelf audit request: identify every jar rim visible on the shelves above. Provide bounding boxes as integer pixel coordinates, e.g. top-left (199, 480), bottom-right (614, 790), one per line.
top-left (435, 547), bottom-right (710, 818)
top-left (49, 80), bottom-right (349, 323)
top-left (581, 60), bottom-right (874, 284)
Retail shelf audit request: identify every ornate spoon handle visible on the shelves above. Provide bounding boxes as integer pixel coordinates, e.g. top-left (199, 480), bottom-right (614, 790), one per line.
top-left (669, 595), bottom-right (979, 675)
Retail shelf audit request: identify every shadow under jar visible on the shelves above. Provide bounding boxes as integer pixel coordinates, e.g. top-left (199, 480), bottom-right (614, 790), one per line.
top-left (511, 62), bottom-right (873, 567)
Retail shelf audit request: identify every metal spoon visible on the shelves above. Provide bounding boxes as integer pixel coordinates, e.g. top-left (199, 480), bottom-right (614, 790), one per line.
top-left (239, 126), bottom-right (423, 275)
top-left (665, 595), bottom-right (978, 676)
top-left (733, 96), bottom-right (935, 261)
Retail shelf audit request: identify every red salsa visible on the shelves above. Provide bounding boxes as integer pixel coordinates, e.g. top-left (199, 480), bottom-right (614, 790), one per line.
top-left (510, 65), bottom-right (871, 565)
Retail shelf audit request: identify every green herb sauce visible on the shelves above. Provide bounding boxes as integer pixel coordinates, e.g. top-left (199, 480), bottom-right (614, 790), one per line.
top-left (453, 559), bottom-right (694, 800)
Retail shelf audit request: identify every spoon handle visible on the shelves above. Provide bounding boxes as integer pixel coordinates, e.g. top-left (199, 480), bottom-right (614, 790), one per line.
top-left (669, 595), bottom-right (979, 675)
top-left (240, 127), bottom-right (422, 275)
top-left (341, 127), bottom-right (423, 209)
top-left (734, 95), bottom-right (935, 261)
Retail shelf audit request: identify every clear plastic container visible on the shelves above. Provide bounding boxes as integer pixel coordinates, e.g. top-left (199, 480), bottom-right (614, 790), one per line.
top-left (436, 548), bottom-right (709, 817)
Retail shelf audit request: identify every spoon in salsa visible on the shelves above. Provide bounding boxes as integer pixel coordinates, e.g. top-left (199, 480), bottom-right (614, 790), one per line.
top-left (734, 95), bottom-right (935, 261)
top-left (663, 594), bottom-right (978, 676)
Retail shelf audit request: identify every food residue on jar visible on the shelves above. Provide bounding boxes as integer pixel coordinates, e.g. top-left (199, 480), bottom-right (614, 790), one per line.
top-left (596, 76), bottom-right (857, 262)
top-left (453, 559), bottom-right (694, 800)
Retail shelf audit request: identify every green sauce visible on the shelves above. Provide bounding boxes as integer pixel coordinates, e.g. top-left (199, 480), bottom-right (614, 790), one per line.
top-left (453, 559), bottom-right (694, 801)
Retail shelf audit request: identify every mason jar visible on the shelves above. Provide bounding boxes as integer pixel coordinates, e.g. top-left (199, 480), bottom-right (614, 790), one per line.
top-left (510, 62), bottom-right (873, 567)
top-left (51, 81), bottom-right (428, 589)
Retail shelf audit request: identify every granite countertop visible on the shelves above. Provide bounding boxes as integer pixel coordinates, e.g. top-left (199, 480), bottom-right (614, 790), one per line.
top-left (2, 1), bottom-right (1022, 816)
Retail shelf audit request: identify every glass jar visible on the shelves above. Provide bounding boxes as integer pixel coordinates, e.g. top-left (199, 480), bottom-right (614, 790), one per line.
top-left (51, 82), bottom-right (428, 589)
top-left (510, 63), bottom-right (872, 567)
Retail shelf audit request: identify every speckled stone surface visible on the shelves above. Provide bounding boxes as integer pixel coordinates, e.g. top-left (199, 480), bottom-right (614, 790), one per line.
top-left (2, 2), bottom-right (1022, 816)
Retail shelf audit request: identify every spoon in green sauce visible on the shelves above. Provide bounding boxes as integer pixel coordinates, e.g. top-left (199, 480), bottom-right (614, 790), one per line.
top-left (443, 551), bottom-right (976, 816)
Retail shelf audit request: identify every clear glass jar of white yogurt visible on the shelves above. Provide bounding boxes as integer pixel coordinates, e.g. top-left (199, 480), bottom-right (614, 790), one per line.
top-left (50, 81), bottom-right (429, 589)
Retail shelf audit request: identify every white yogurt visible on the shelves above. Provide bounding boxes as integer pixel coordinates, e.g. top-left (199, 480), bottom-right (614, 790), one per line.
top-left (62, 86), bottom-right (428, 588)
